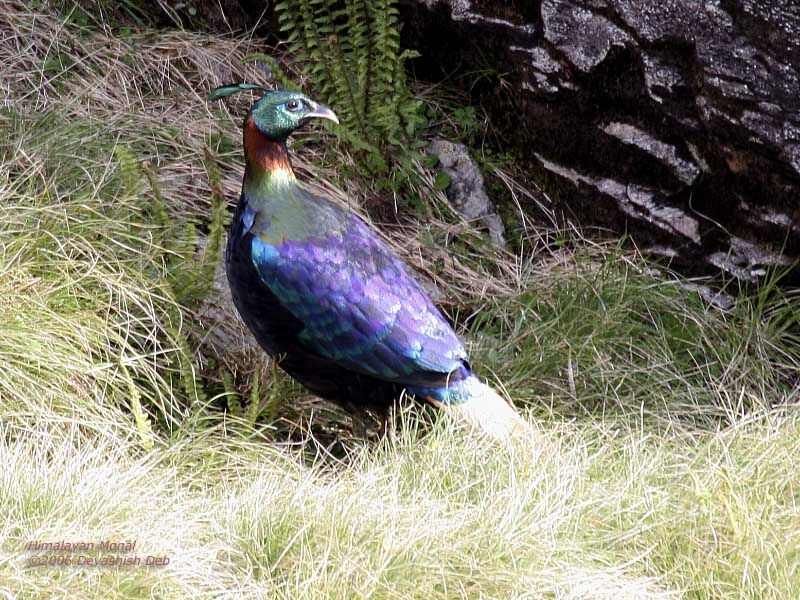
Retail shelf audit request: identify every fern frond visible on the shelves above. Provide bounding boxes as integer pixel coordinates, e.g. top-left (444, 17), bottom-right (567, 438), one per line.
top-left (274, 0), bottom-right (422, 148)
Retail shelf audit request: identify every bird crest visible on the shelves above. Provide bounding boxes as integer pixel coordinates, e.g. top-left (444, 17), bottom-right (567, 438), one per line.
top-left (208, 83), bottom-right (271, 102)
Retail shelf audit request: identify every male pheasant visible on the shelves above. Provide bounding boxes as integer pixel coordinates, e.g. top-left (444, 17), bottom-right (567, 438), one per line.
top-left (211, 84), bottom-right (529, 442)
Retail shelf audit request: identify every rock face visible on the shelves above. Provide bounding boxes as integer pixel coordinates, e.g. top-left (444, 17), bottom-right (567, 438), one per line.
top-left (400, 0), bottom-right (800, 282)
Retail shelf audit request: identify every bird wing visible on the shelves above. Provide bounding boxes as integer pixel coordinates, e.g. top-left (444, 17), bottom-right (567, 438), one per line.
top-left (249, 211), bottom-right (468, 387)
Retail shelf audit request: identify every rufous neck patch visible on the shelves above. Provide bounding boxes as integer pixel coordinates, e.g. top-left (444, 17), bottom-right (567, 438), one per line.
top-left (243, 115), bottom-right (296, 184)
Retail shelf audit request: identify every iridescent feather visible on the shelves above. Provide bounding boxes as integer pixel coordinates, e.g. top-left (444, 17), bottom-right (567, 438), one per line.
top-left (215, 85), bottom-right (532, 443)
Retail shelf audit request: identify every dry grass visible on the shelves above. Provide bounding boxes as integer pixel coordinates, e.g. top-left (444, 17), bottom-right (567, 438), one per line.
top-left (4, 403), bottom-right (799, 599)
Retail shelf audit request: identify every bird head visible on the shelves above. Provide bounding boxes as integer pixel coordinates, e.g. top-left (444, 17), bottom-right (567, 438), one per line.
top-left (209, 84), bottom-right (339, 141)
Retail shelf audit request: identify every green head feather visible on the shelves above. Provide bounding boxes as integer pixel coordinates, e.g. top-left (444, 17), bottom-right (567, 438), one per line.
top-left (209, 83), bottom-right (339, 141)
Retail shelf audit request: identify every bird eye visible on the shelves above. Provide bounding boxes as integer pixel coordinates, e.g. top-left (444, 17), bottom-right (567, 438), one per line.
top-left (286, 99), bottom-right (302, 112)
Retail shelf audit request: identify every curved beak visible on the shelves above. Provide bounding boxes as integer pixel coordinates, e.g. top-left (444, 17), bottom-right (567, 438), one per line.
top-left (305, 102), bottom-right (339, 125)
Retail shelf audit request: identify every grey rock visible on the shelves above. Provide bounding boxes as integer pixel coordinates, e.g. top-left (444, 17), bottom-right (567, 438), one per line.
top-left (427, 138), bottom-right (507, 247)
top-left (399, 0), bottom-right (800, 283)
top-left (541, 2), bottom-right (631, 73)
top-left (677, 282), bottom-right (736, 311)
top-left (601, 122), bottom-right (701, 186)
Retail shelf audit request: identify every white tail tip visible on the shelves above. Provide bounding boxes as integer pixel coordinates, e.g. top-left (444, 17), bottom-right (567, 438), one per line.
top-left (431, 378), bottom-right (537, 446)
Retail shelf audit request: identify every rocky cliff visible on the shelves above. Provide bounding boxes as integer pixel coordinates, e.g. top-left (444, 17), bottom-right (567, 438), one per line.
top-left (400, 0), bottom-right (800, 281)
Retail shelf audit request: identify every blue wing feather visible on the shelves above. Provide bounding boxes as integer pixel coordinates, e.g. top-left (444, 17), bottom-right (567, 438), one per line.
top-left (249, 211), bottom-right (467, 386)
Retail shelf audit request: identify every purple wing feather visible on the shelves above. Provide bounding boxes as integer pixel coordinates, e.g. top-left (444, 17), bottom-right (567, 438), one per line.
top-left (250, 213), bottom-right (468, 385)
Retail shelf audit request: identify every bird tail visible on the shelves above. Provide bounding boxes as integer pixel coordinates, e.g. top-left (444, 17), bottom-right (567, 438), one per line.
top-left (426, 376), bottom-right (535, 445)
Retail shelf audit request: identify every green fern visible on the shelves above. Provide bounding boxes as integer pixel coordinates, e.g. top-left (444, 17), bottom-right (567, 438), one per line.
top-left (274, 0), bottom-right (424, 154)
top-left (118, 147), bottom-right (224, 411)
top-left (245, 365), bottom-right (262, 425)
top-left (142, 148), bottom-right (228, 308)
top-left (140, 160), bottom-right (170, 247)
top-left (110, 148), bottom-right (212, 423)
top-left (198, 147), bottom-right (228, 293)
top-left (260, 360), bottom-right (284, 424)
top-left (120, 361), bottom-right (155, 451)
top-left (113, 145), bottom-right (140, 196)
top-left (220, 367), bottom-right (241, 414)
